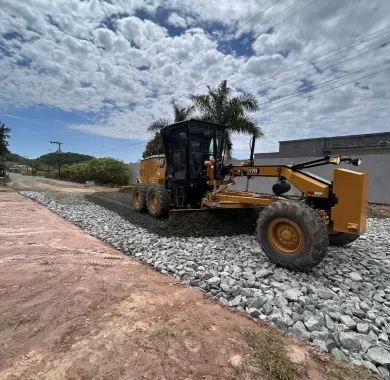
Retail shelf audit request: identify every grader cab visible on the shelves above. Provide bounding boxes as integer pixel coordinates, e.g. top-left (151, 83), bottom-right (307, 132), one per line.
top-left (133, 120), bottom-right (368, 270)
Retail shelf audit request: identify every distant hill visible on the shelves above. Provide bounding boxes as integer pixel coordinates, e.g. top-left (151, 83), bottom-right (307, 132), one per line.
top-left (6, 151), bottom-right (94, 166)
top-left (36, 152), bottom-right (94, 166)
top-left (5, 152), bottom-right (25, 163)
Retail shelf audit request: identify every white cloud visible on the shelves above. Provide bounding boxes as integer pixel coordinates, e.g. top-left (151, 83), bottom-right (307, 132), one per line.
top-left (167, 12), bottom-right (187, 28)
top-left (0, 0), bottom-right (389, 158)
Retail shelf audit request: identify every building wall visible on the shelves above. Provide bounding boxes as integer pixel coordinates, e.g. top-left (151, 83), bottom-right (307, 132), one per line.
top-left (128, 162), bottom-right (140, 184)
top-left (256, 132), bottom-right (390, 159)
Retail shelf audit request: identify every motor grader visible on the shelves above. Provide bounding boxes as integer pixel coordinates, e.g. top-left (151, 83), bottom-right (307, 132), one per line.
top-left (133, 120), bottom-right (368, 270)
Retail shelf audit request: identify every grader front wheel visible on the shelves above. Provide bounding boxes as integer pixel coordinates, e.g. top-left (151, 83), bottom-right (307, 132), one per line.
top-left (256, 200), bottom-right (329, 270)
top-left (146, 185), bottom-right (170, 217)
top-left (132, 184), bottom-right (147, 212)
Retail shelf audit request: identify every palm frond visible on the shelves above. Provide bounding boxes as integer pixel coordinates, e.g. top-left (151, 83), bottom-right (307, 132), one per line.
top-left (232, 115), bottom-right (263, 138)
top-left (236, 93), bottom-right (260, 112)
top-left (147, 118), bottom-right (172, 132)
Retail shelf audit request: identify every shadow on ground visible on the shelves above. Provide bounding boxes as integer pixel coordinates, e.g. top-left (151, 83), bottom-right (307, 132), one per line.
top-left (86, 191), bottom-right (260, 238)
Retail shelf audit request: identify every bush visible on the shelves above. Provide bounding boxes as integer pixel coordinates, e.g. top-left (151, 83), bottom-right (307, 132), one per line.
top-left (60, 158), bottom-right (129, 185)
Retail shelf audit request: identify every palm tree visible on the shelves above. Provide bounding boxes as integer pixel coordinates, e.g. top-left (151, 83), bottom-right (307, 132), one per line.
top-left (147, 99), bottom-right (195, 133)
top-left (0, 121), bottom-right (11, 158)
top-left (191, 80), bottom-right (262, 157)
top-left (143, 99), bottom-right (195, 158)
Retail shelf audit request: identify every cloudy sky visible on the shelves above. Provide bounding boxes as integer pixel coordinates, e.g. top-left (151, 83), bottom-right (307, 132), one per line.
top-left (0, 0), bottom-right (389, 161)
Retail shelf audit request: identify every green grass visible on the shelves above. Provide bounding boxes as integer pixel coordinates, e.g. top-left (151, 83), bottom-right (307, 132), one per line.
top-left (242, 328), bottom-right (297, 380)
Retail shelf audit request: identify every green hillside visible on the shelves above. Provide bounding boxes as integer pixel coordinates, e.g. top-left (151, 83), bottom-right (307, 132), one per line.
top-left (35, 152), bottom-right (94, 165)
top-left (5, 152), bottom-right (25, 163)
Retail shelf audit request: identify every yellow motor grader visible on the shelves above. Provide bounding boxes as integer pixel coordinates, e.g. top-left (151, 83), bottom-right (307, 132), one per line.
top-left (133, 120), bottom-right (368, 270)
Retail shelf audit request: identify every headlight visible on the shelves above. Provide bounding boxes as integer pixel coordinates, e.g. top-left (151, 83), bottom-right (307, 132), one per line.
top-left (352, 158), bottom-right (362, 166)
top-left (329, 156), bottom-right (341, 165)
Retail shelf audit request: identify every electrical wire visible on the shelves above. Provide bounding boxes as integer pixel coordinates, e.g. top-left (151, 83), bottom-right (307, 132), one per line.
top-left (245, 0), bottom-right (283, 25)
top-left (256, 25), bottom-right (390, 89)
top-left (259, 35), bottom-right (390, 94)
top-left (263, 63), bottom-right (390, 112)
top-left (257, 0), bottom-right (319, 35)
top-left (258, 58), bottom-right (390, 108)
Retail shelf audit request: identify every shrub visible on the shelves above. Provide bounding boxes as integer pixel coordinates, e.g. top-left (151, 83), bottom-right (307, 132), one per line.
top-left (60, 158), bottom-right (129, 185)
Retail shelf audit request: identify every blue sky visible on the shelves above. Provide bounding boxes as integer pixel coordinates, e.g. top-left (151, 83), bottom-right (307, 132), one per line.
top-left (0, 0), bottom-right (389, 162)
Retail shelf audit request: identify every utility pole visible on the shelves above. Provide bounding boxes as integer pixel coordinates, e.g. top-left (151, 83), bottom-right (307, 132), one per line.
top-left (24, 156), bottom-right (29, 175)
top-left (50, 141), bottom-right (63, 178)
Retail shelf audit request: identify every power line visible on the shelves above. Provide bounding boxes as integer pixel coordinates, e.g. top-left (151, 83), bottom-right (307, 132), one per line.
top-left (255, 26), bottom-right (390, 89)
top-left (258, 58), bottom-right (390, 108)
top-left (260, 35), bottom-right (390, 95)
top-left (246, 0), bottom-right (283, 25)
top-left (259, 0), bottom-right (319, 35)
top-left (263, 63), bottom-right (390, 112)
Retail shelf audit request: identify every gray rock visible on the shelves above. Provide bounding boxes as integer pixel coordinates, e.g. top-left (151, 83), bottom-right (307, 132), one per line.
top-left (317, 288), bottom-right (335, 300)
top-left (304, 317), bottom-right (322, 332)
top-left (255, 268), bottom-right (271, 278)
top-left (362, 360), bottom-right (379, 374)
top-left (339, 332), bottom-right (361, 352)
top-left (249, 295), bottom-right (268, 309)
top-left (379, 366), bottom-right (390, 379)
top-left (312, 339), bottom-right (328, 351)
top-left (311, 331), bottom-right (329, 341)
top-left (367, 347), bottom-right (390, 366)
top-left (362, 360), bottom-right (380, 374)
top-left (284, 288), bottom-right (301, 302)
top-left (356, 323), bottom-right (370, 334)
top-left (325, 315), bottom-right (335, 330)
top-left (207, 276), bottom-right (221, 286)
top-left (292, 321), bottom-right (310, 341)
top-left (348, 272), bottom-right (363, 281)
top-left (262, 300), bottom-right (273, 315)
top-left (274, 294), bottom-right (288, 308)
top-left (331, 347), bottom-right (348, 361)
top-left (340, 315), bottom-right (357, 329)
top-left (248, 308), bottom-right (260, 318)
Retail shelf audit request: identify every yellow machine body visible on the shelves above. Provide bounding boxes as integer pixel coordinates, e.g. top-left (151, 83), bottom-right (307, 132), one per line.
top-left (139, 155), bottom-right (166, 185)
top-left (331, 168), bottom-right (369, 234)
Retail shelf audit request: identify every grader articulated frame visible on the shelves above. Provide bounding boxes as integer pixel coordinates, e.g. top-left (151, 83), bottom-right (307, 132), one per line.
top-left (133, 120), bottom-right (368, 270)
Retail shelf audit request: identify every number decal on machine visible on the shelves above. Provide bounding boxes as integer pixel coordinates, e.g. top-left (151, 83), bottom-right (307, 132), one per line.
top-left (248, 168), bottom-right (258, 175)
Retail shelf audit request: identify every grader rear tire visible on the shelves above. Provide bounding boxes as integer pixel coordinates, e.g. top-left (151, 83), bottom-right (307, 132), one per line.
top-left (146, 185), bottom-right (170, 217)
top-left (256, 200), bottom-right (329, 270)
top-left (329, 232), bottom-right (359, 246)
top-left (132, 184), bottom-right (147, 212)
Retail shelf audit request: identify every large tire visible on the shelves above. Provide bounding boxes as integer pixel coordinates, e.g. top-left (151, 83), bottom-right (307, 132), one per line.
top-left (329, 232), bottom-right (359, 246)
top-left (256, 200), bottom-right (329, 271)
top-left (146, 185), bottom-right (170, 217)
top-left (132, 184), bottom-right (147, 212)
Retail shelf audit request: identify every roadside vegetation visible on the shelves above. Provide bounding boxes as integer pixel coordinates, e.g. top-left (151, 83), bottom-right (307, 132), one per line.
top-left (0, 121), bottom-right (10, 179)
top-left (4, 131), bottom-right (129, 186)
top-left (59, 157), bottom-right (129, 186)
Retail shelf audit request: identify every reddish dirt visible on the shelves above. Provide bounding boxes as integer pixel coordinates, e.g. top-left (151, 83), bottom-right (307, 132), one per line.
top-left (0, 192), bottom-right (375, 380)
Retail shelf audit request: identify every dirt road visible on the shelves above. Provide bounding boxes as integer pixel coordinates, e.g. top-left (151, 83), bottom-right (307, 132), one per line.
top-left (0, 191), bottom-right (375, 379)
top-left (8, 173), bottom-right (113, 193)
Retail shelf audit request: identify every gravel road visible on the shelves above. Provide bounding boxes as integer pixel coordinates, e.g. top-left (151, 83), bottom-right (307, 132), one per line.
top-left (22, 190), bottom-right (390, 378)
